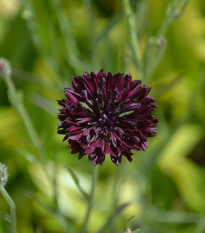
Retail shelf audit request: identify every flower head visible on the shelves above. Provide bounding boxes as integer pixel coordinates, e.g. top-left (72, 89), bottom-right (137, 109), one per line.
top-left (57, 70), bottom-right (158, 165)
top-left (0, 163), bottom-right (8, 187)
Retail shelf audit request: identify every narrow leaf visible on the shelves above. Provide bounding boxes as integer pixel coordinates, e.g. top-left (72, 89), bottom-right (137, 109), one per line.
top-left (64, 166), bottom-right (88, 199)
top-left (125, 215), bottom-right (135, 229)
top-left (98, 203), bottom-right (130, 233)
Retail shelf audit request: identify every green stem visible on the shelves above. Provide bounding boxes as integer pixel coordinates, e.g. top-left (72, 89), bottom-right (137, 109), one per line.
top-left (4, 74), bottom-right (41, 153)
top-left (0, 187), bottom-right (17, 233)
top-left (2, 61), bottom-right (64, 232)
top-left (158, 0), bottom-right (189, 37)
top-left (84, 0), bottom-right (95, 63)
top-left (81, 166), bottom-right (98, 233)
top-left (123, 0), bottom-right (142, 80)
top-left (4, 74), bottom-right (53, 183)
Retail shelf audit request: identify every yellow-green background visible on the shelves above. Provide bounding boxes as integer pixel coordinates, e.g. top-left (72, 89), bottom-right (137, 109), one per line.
top-left (0, 0), bottom-right (205, 232)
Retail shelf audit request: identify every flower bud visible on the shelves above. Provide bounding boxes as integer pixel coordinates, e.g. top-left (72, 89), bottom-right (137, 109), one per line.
top-left (0, 58), bottom-right (11, 78)
top-left (0, 163), bottom-right (9, 187)
top-left (124, 229), bottom-right (132, 233)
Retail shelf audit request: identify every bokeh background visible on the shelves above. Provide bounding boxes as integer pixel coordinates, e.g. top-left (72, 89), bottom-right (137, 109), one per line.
top-left (0, 0), bottom-right (205, 232)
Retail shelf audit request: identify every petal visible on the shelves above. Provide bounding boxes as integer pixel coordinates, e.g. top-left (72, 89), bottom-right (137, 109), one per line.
top-left (81, 90), bottom-right (94, 108)
top-left (123, 150), bottom-right (133, 162)
top-left (64, 90), bottom-right (78, 105)
top-left (64, 88), bottom-right (83, 101)
top-left (82, 74), bottom-right (95, 98)
top-left (69, 140), bottom-right (84, 154)
top-left (76, 117), bottom-right (93, 124)
top-left (69, 133), bottom-right (83, 140)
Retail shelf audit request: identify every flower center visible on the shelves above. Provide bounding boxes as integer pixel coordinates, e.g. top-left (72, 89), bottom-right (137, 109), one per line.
top-left (98, 114), bottom-right (113, 128)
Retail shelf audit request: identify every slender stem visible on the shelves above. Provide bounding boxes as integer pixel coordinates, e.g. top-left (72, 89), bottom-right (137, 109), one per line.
top-left (2, 61), bottom-right (63, 232)
top-left (3, 73), bottom-right (53, 185)
top-left (0, 187), bottom-right (17, 233)
top-left (84, 0), bottom-right (96, 63)
top-left (81, 166), bottom-right (98, 233)
top-left (4, 74), bottom-right (41, 153)
top-left (158, 0), bottom-right (189, 37)
top-left (123, 0), bottom-right (142, 80)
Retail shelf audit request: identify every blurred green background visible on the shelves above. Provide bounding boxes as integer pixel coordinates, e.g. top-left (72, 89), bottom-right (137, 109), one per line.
top-left (0, 0), bottom-right (205, 232)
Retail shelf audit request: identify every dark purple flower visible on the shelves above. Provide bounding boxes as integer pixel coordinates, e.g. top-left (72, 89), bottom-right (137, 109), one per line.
top-left (57, 70), bottom-right (158, 165)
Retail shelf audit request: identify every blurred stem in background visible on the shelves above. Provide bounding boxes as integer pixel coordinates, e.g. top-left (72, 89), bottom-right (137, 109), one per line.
top-left (143, 0), bottom-right (190, 82)
top-left (121, 0), bottom-right (190, 83)
top-left (0, 187), bottom-right (17, 233)
top-left (0, 163), bottom-right (17, 233)
top-left (158, 0), bottom-right (190, 37)
top-left (81, 165), bottom-right (98, 233)
top-left (123, 0), bottom-right (143, 80)
top-left (1, 58), bottom-right (69, 232)
top-left (84, 0), bottom-right (96, 62)
top-left (1, 58), bottom-right (41, 154)
top-left (1, 58), bottom-right (53, 191)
